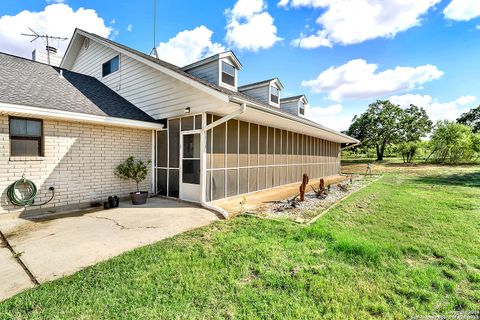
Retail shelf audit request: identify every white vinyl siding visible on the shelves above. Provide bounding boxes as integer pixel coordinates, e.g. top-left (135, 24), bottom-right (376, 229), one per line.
top-left (71, 39), bottom-right (228, 119)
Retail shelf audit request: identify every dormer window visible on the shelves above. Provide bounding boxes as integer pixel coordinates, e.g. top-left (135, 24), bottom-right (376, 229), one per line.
top-left (299, 101), bottom-right (305, 115)
top-left (221, 61), bottom-right (235, 87)
top-left (102, 55), bottom-right (119, 77)
top-left (270, 86), bottom-right (279, 104)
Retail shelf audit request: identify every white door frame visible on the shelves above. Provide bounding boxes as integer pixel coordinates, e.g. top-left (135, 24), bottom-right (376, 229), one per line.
top-left (179, 130), bottom-right (202, 202)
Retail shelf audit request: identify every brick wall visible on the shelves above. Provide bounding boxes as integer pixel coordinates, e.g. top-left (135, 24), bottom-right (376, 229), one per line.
top-left (0, 115), bottom-right (152, 215)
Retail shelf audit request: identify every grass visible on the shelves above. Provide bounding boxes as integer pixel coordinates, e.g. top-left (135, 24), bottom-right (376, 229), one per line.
top-left (1, 162), bottom-right (479, 319)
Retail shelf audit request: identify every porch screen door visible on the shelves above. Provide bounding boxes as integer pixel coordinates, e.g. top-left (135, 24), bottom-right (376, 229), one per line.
top-left (180, 132), bottom-right (201, 202)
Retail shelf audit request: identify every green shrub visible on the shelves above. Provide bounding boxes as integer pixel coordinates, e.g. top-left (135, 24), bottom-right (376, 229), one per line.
top-left (427, 121), bottom-right (476, 164)
top-left (114, 156), bottom-right (151, 192)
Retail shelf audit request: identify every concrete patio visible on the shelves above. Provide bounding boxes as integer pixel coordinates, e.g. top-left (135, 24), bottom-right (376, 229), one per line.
top-left (0, 197), bottom-right (219, 302)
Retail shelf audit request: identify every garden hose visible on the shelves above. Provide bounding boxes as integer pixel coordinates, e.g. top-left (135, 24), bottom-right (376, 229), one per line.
top-left (7, 177), bottom-right (55, 207)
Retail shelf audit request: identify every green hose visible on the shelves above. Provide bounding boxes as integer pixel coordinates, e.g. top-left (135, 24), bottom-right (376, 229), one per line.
top-left (7, 178), bottom-right (38, 206)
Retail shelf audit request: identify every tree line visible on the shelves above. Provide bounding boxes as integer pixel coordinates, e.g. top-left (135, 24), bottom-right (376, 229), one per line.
top-left (345, 101), bottom-right (480, 164)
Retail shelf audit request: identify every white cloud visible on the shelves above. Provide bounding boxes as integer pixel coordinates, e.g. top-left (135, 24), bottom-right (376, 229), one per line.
top-left (156, 26), bottom-right (225, 67)
top-left (225, 0), bottom-right (282, 51)
top-left (306, 104), bottom-right (353, 131)
top-left (291, 30), bottom-right (332, 49)
top-left (301, 59), bottom-right (444, 101)
top-left (389, 94), bottom-right (476, 122)
top-left (127, 24), bottom-right (133, 32)
top-left (283, 0), bottom-right (440, 48)
top-left (443, 0), bottom-right (480, 21)
top-left (0, 4), bottom-right (111, 58)
top-left (110, 29), bottom-right (119, 40)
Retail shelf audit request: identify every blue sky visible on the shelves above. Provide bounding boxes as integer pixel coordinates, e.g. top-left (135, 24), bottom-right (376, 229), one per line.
top-left (1, 0), bottom-right (479, 131)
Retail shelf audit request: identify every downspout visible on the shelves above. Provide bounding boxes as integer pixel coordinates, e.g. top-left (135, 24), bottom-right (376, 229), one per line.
top-left (200, 102), bottom-right (247, 219)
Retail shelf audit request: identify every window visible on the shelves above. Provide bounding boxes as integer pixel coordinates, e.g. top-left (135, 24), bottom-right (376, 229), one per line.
top-left (271, 86), bottom-right (279, 104)
top-left (9, 117), bottom-right (43, 156)
top-left (299, 101), bottom-right (305, 115)
top-left (102, 55), bottom-right (119, 77)
top-left (221, 61), bottom-right (235, 87)
top-left (182, 134), bottom-right (200, 184)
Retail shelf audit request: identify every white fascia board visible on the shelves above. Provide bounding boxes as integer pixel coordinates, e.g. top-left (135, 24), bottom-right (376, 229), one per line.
top-left (65, 30), bottom-right (230, 104)
top-left (60, 28), bottom-right (83, 70)
top-left (271, 78), bottom-right (284, 90)
top-left (219, 52), bottom-right (242, 69)
top-left (229, 97), bottom-right (359, 144)
top-left (0, 102), bottom-right (164, 130)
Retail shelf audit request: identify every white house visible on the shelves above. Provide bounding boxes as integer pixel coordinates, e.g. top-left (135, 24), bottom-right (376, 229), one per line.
top-left (0, 28), bottom-right (358, 217)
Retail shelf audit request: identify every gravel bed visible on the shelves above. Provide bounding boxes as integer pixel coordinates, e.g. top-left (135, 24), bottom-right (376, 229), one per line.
top-left (254, 175), bottom-right (378, 223)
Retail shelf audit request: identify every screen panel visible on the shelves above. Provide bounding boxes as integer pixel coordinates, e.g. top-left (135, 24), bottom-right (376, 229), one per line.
top-left (168, 119), bottom-right (180, 168)
top-left (212, 119), bottom-right (226, 169)
top-left (212, 170), bottom-right (225, 200)
top-left (239, 121), bottom-right (249, 167)
top-left (249, 123), bottom-right (258, 166)
top-left (227, 120), bottom-right (238, 168)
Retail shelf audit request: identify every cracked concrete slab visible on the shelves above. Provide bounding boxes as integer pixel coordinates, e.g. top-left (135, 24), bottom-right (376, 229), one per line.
top-left (0, 198), bottom-right (218, 301)
top-left (0, 245), bottom-right (34, 301)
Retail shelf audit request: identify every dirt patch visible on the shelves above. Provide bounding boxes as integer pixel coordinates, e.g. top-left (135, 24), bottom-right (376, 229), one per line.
top-left (252, 175), bottom-right (378, 223)
top-left (2, 221), bottom-right (51, 241)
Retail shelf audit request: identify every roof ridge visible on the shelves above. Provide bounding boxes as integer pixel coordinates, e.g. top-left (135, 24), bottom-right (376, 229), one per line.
top-left (0, 51), bottom-right (57, 67)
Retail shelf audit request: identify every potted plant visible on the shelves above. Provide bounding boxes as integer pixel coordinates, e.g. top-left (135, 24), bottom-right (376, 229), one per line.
top-left (115, 156), bottom-right (151, 205)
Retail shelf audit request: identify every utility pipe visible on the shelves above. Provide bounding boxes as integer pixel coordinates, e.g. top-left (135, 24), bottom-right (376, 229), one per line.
top-left (199, 102), bottom-right (247, 218)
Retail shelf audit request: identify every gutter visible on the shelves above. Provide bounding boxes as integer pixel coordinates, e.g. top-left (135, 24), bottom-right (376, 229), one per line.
top-left (230, 96), bottom-right (358, 144)
top-left (0, 102), bottom-right (164, 130)
top-left (199, 102), bottom-right (247, 219)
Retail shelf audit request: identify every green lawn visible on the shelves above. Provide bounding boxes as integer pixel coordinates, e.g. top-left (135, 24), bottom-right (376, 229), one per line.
top-left (1, 164), bottom-right (480, 319)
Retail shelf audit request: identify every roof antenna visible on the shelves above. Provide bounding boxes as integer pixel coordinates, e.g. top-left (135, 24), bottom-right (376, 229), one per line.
top-left (21, 27), bottom-right (68, 65)
top-left (149, 0), bottom-right (159, 59)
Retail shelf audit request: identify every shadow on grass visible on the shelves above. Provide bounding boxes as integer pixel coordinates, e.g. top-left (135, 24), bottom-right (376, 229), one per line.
top-left (412, 172), bottom-right (480, 188)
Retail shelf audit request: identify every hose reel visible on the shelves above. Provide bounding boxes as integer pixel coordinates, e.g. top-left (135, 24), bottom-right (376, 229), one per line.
top-left (7, 175), bottom-right (55, 207)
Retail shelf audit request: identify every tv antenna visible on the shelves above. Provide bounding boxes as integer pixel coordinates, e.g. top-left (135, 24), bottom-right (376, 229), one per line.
top-left (21, 27), bottom-right (68, 65)
top-left (149, 0), bottom-right (159, 59)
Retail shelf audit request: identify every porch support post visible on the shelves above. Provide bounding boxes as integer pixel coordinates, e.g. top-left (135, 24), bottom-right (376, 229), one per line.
top-left (200, 102), bottom-right (246, 218)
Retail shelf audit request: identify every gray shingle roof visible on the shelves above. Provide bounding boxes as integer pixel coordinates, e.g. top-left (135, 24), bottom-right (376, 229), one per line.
top-left (0, 52), bottom-right (157, 123)
top-left (238, 78), bottom-right (277, 90)
top-left (280, 95), bottom-right (305, 102)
